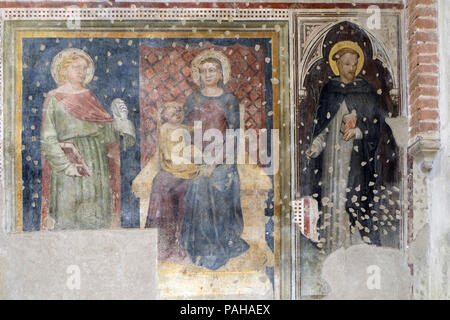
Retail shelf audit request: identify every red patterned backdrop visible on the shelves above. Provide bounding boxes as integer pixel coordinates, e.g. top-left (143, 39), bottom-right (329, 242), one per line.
top-left (139, 42), bottom-right (267, 165)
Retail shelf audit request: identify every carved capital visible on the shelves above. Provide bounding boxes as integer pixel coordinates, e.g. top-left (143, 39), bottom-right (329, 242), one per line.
top-left (408, 136), bottom-right (441, 172)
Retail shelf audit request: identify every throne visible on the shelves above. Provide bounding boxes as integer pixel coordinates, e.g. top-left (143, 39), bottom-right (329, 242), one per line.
top-left (131, 103), bottom-right (274, 298)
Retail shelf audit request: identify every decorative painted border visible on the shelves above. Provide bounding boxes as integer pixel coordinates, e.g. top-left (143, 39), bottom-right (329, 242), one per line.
top-left (0, 11), bottom-right (4, 234)
top-left (0, 12), bottom-right (291, 299)
top-left (2, 7), bottom-right (289, 20)
top-left (0, 12), bottom-right (4, 184)
top-left (0, 2), bottom-right (405, 10)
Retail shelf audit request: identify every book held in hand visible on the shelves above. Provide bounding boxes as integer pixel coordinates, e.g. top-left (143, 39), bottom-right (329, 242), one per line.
top-left (340, 111), bottom-right (357, 135)
top-left (60, 142), bottom-right (91, 176)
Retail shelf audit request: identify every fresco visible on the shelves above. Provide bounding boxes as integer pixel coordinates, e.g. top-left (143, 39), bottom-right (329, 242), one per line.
top-left (132, 37), bottom-right (279, 297)
top-left (9, 27), bottom-right (284, 298)
top-left (40, 48), bottom-right (136, 231)
top-left (17, 36), bottom-right (142, 231)
top-left (294, 19), bottom-right (405, 297)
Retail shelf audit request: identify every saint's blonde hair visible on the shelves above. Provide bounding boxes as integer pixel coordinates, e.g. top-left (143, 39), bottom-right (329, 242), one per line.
top-left (56, 53), bottom-right (89, 85)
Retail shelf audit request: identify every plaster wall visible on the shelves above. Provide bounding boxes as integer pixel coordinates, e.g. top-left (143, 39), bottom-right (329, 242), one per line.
top-left (427, 0), bottom-right (450, 299)
top-left (0, 208), bottom-right (159, 299)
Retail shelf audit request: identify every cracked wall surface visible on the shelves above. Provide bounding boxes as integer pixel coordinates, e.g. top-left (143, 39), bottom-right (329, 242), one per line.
top-left (0, 229), bottom-right (159, 299)
top-left (322, 244), bottom-right (411, 299)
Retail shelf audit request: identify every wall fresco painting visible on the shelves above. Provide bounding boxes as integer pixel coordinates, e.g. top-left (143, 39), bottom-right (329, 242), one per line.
top-left (10, 27), bottom-right (283, 298)
top-left (17, 35), bottom-right (142, 231)
top-left (293, 15), bottom-right (405, 298)
top-left (132, 35), bottom-right (279, 298)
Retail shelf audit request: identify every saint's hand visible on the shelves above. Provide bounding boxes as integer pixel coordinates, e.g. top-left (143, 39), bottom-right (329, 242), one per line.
top-left (343, 128), bottom-right (356, 141)
top-left (343, 116), bottom-right (357, 133)
top-left (111, 98), bottom-right (129, 120)
top-left (306, 144), bottom-right (320, 159)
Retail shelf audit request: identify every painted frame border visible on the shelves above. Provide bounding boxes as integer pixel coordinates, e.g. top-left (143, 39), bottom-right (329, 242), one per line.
top-left (1, 18), bottom-right (291, 299)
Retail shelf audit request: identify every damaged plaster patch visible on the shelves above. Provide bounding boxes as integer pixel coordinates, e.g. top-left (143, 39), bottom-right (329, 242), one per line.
top-left (0, 257), bottom-right (7, 299)
top-left (433, 233), bottom-right (450, 299)
top-left (408, 224), bottom-right (430, 299)
top-left (385, 117), bottom-right (408, 148)
top-left (0, 243), bottom-right (7, 299)
top-left (322, 244), bottom-right (412, 299)
top-left (4, 229), bottom-right (158, 299)
top-left (413, 164), bottom-right (429, 237)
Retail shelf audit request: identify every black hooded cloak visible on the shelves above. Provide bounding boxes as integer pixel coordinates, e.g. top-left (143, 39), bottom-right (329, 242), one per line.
top-left (307, 76), bottom-right (395, 246)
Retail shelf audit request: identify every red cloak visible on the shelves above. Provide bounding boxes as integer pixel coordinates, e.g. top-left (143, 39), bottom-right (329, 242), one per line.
top-left (40, 89), bottom-right (121, 229)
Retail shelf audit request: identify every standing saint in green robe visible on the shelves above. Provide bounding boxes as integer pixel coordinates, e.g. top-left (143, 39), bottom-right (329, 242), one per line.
top-left (40, 48), bottom-right (135, 230)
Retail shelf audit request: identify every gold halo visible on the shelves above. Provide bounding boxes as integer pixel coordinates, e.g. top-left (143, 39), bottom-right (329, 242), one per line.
top-left (191, 49), bottom-right (231, 87)
top-left (50, 48), bottom-right (95, 86)
top-left (328, 41), bottom-right (365, 77)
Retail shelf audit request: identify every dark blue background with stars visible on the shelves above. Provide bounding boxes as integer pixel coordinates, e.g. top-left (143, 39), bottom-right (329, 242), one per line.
top-left (22, 37), bottom-right (142, 231)
top-left (21, 37), bottom-right (275, 272)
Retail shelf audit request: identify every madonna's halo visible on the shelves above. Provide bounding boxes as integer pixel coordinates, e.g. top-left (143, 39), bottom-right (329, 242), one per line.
top-left (191, 49), bottom-right (231, 87)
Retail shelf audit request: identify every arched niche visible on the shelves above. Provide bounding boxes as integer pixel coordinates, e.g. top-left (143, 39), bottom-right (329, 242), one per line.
top-left (298, 20), bottom-right (399, 105)
top-left (295, 20), bottom-right (403, 252)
